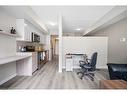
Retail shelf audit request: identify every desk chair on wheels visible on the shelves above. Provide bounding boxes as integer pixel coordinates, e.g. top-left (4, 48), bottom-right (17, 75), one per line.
top-left (77, 52), bottom-right (98, 81)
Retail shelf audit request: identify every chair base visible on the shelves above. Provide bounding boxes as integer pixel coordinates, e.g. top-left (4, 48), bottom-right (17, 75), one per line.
top-left (77, 71), bottom-right (95, 81)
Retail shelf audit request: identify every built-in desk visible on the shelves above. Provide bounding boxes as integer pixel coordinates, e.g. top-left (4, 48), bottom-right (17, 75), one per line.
top-left (65, 53), bottom-right (86, 71)
top-left (0, 55), bottom-right (31, 65)
top-left (0, 53), bottom-right (33, 76)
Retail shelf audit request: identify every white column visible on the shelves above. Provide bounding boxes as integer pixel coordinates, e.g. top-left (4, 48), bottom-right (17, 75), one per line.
top-left (58, 13), bottom-right (62, 73)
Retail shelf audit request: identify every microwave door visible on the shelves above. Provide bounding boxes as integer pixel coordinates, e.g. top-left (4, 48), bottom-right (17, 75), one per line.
top-left (32, 33), bottom-right (34, 42)
top-left (31, 33), bottom-right (40, 42)
top-left (37, 36), bottom-right (40, 42)
top-left (32, 33), bottom-right (36, 42)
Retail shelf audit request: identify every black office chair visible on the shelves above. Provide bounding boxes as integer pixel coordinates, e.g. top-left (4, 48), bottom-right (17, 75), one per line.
top-left (77, 52), bottom-right (98, 81)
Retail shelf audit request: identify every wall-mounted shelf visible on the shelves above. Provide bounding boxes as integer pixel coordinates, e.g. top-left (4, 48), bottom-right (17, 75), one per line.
top-left (0, 31), bottom-right (19, 37)
top-left (0, 55), bottom-right (31, 65)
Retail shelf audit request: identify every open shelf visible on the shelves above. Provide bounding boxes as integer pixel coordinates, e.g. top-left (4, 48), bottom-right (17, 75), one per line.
top-left (0, 55), bottom-right (31, 65)
top-left (0, 31), bottom-right (19, 37)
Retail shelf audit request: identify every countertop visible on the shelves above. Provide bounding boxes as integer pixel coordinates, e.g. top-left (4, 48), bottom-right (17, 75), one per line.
top-left (17, 50), bottom-right (49, 53)
top-left (0, 54), bottom-right (31, 65)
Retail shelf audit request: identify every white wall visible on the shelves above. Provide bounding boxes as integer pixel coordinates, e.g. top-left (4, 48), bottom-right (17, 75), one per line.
top-left (0, 8), bottom-right (16, 33)
top-left (58, 14), bottom-right (62, 72)
top-left (62, 37), bottom-right (108, 68)
top-left (89, 18), bottom-right (127, 63)
top-left (0, 35), bottom-right (16, 58)
top-left (55, 40), bottom-right (59, 55)
top-left (0, 35), bottom-right (16, 85)
top-left (0, 9), bottom-right (17, 84)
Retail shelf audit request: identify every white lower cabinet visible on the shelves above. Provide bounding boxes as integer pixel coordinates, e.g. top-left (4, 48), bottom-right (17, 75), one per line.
top-left (16, 52), bottom-right (38, 75)
top-left (32, 52), bottom-right (38, 73)
top-left (65, 55), bottom-right (73, 71)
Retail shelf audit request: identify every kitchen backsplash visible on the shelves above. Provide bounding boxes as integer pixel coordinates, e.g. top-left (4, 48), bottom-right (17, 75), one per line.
top-left (16, 41), bottom-right (44, 52)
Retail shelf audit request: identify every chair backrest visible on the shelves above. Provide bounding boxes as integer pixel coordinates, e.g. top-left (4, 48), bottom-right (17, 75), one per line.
top-left (90, 52), bottom-right (98, 70)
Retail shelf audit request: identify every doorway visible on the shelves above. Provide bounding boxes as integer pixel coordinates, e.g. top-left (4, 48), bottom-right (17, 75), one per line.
top-left (50, 35), bottom-right (59, 60)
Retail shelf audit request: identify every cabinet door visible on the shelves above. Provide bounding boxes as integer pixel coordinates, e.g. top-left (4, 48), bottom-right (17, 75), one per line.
top-left (32, 52), bottom-right (38, 73)
top-left (40, 34), bottom-right (44, 44)
top-left (24, 25), bottom-right (32, 42)
top-left (66, 58), bottom-right (73, 71)
top-left (39, 33), bottom-right (46, 44)
top-left (43, 35), bottom-right (46, 44)
top-left (16, 19), bottom-right (25, 41)
top-left (16, 19), bottom-right (32, 42)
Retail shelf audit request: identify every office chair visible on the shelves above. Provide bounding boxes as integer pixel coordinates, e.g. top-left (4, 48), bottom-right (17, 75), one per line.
top-left (77, 52), bottom-right (98, 81)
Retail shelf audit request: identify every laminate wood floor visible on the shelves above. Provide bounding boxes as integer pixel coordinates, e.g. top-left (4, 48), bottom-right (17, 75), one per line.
top-left (0, 57), bottom-right (109, 89)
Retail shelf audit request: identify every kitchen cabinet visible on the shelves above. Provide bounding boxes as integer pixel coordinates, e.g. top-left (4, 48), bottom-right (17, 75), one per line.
top-left (16, 19), bottom-right (32, 42)
top-left (38, 32), bottom-right (46, 44)
top-left (32, 52), bottom-right (38, 73)
top-left (16, 19), bottom-right (46, 44)
top-left (24, 23), bottom-right (32, 41)
top-left (65, 55), bottom-right (73, 71)
top-left (43, 35), bottom-right (46, 44)
top-left (39, 33), bottom-right (43, 44)
top-left (17, 52), bottom-right (38, 74)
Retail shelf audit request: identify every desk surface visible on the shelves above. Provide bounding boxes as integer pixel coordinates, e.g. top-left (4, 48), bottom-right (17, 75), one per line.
top-left (66, 53), bottom-right (85, 55)
top-left (0, 55), bottom-right (31, 65)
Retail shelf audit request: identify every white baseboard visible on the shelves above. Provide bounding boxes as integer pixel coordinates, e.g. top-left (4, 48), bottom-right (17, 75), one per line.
top-left (62, 66), bottom-right (66, 69)
top-left (0, 74), bottom-right (16, 85)
top-left (97, 66), bottom-right (108, 69)
top-left (62, 66), bottom-right (107, 70)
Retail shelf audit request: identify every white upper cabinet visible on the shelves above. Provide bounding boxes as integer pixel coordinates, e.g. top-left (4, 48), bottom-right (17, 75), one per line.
top-left (43, 34), bottom-right (46, 44)
top-left (16, 19), bottom-right (32, 42)
top-left (37, 30), bottom-right (46, 44)
top-left (40, 33), bottom-right (46, 44)
top-left (16, 19), bottom-right (46, 44)
top-left (24, 22), bottom-right (32, 41)
top-left (40, 33), bottom-right (43, 44)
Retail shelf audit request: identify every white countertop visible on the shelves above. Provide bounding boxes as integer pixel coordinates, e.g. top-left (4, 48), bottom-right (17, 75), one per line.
top-left (0, 55), bottom-right (31, 65)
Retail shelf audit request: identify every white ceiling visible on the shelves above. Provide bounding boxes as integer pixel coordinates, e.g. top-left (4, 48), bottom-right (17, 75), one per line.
top-left (2, 6), bottom-right (121, 35)
top-left (31, 6), bottom-right (114, 34)
top-left (1, 6), bottom-right (48, 34)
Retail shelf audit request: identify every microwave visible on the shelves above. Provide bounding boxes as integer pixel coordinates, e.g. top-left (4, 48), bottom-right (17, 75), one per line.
top-left (32, 32), bottom-right (40, 43)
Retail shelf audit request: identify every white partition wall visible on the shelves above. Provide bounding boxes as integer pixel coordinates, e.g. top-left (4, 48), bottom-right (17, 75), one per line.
top-left (62, 37), bottom-right (108, 69)
top-left (58, 13), bottom-right (62, 72)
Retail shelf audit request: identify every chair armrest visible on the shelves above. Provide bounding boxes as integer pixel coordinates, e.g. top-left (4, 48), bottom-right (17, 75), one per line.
top-left (83, 65), bottom-right (91, 69)
top-left (86, 59), bottom-right (91, 62)
top-left (79, 60), bottom-right (85, 63)
top-left (79, 60), bottom-right (86, 65)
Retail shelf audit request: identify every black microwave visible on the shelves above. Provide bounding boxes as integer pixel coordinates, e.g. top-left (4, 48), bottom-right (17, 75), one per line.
top-left (32, 32), bottom-right (40, 43)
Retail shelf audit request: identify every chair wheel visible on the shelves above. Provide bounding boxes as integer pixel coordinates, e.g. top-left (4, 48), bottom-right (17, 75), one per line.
top-left (91, 74), bottom-right (94, 76)
top-left (91, 79), bottom-right (94, 81)
top-left (80, 77), bottom-right (83, 80)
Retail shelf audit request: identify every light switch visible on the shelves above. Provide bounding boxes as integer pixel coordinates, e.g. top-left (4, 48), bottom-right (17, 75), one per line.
top-left (120, 38), bottom-right (126, 42)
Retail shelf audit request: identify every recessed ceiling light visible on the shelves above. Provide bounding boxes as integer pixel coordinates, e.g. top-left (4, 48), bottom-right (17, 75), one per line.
top-left (48, 22), bottom-right (57, 26)
top-left (24, 23), bottom-right (27, 27)
top-left (75, 28), bottom-right (81, 31)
